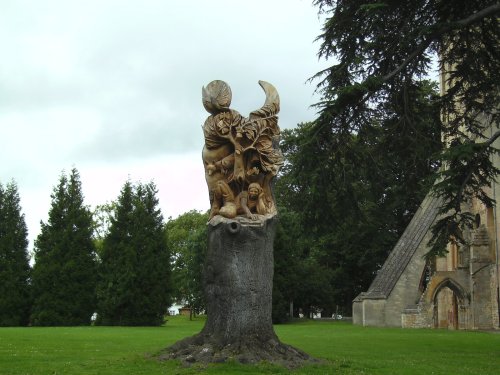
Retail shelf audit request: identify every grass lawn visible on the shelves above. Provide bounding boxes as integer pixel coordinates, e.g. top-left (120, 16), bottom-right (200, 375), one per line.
top-left (0, 316), bottom-right (499, 374)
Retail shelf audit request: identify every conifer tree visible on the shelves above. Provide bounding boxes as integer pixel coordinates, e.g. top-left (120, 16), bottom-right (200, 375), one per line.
top-left (95, 180), bottom-right (135, 325)
top-left (0, 181), bottom-right (31, 326)
top-left (31, 168), bottom-right (97, 326)
top-left (312, 0), bottom-right (499, 256)
top-left (97, 181), bottom-right (171, 326)
top-left (133, 182), bottom-right (171, 325)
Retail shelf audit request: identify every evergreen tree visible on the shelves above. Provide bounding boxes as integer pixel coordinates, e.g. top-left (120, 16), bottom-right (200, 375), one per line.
top-left (97, 181), bottom-right (171, 326)
top-left (133, 182), bottom-right (171, 325)
top-left (96, 181), bottom-right (135, 325)
top-left (312, 0), bottom-right (499, 256)
top-left (0, 181), bottom-right (31, 326)
top-left (31, 168), bottom-right (97, 326)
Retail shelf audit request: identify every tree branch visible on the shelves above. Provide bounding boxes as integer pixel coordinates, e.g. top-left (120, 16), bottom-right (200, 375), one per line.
top-left (481, 129), bottom-right (500, 148)
top-left (454, 3), bottom-right (500, 27)
top-left (382, 3), bottom-right (500, 84)
top-left (451, 128), bottom-right (500, 213)
top-left (381, 39), bottom-right (433, 83)
top-left (455, 169), bottom-right (473, 212)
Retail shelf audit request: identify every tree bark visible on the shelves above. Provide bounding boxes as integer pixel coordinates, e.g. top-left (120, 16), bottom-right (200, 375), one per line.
top-left (161, 216), bottom-right (312, 368)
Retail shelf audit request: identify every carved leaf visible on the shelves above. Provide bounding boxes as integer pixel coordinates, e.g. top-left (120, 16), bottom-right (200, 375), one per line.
top-left (256, 136), bottom-right (273, 152)
top-left (245, 125), bottom-right (258, 141)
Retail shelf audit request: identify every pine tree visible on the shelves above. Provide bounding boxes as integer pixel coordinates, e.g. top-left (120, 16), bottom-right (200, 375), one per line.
top-left (97, 181), bottom-right (171, 326)
top-left (31, 168), bottom-right (97, 326)
top-left (0, 181), bottom-right (31, 326)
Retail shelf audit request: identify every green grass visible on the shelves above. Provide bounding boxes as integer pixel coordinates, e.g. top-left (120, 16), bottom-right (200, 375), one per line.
top-left (0, 317), bottom-right (499, 374)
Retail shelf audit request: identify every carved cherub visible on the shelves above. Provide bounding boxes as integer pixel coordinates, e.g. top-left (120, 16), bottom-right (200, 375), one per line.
top-left (238, 182), bottom-right (268, 220)
top-left (209, 180), bottom-right (237, 219)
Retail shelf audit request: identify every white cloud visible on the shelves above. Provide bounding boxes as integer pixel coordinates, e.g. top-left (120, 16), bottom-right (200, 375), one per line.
top-left (0, 0), bottom-right (328, 252)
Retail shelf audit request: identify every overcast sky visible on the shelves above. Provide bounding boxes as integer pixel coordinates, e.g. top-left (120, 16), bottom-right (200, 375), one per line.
top-left (0, 0), bottom-right (328, 253)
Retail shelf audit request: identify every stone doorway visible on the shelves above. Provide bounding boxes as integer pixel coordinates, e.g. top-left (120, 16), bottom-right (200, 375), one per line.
top-left (434, 286), bottom-right (458, 329)
top-left (432, 278), bottom-right (467, 329)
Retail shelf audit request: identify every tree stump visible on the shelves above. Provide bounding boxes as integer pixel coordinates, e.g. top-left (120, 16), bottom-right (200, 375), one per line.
top-left (161, 216), bottom-right (312, 368)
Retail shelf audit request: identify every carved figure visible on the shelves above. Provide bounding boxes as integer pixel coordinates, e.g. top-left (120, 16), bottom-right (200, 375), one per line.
top-left (238, 182), bottom-right (269, 220)
top-left (202, 80), bottom-right (283, 220)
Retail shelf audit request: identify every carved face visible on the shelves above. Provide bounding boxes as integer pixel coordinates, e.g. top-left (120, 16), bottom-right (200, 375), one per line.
top-left (248, 186), bottom-right (260, 199)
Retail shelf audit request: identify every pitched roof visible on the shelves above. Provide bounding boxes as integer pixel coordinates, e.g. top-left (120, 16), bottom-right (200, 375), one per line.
top-left (363, 193), bottom-right (442, 298)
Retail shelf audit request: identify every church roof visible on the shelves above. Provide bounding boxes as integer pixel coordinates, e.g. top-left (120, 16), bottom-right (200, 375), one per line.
top-left (363, 193), bottom-right (442, 299)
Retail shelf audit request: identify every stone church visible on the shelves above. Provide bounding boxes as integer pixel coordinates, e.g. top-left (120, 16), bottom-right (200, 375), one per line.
top-left (352, 69), bottom-right (500, 330)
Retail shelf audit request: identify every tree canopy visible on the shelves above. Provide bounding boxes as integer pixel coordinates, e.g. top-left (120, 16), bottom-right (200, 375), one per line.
top-left (273, 206), bottom-right (335, 321)
top-left (312, 0), bottom-right (500, 256)
top-left (165, 210), bottom-right (208, 319)
top-left (274, 79), bottom-right (442, 315)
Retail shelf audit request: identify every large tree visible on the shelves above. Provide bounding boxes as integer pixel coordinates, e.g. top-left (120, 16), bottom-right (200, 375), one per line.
top-left (31, 169), bottom-right (97, 326)
top-left (96, 181), bottom-right (171, 326)
top-left (0, 181), bottom-right (31, 326)
top-left (275, 79), bottom-right (441, 314)
top-left (312, 0), bottom-right (499, 255)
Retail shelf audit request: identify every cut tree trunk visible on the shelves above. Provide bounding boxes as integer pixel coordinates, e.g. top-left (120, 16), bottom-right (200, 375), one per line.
top-left (160, 216), bottom-right (313, 368)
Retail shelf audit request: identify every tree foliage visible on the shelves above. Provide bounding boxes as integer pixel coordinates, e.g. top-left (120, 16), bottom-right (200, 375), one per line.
top-left (96, 180), bottom-right (171, 326)
top-left (31, 169), bottom-right (97, 326)
top-left (0, 181), bottom-right (31, 326)
top-left (312, 0), bottom-right (500, 256)
top-left (165, 210), bottom-right (208, 319)
top-left (273, 207), bottom-right (334, 322)
top-left (274, 79), bottom-right (441, 315)
top-left (91, 201), bottom-right (117, 257)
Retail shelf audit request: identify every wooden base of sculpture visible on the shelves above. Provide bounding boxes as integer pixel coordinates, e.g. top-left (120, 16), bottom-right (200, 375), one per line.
top-left (161, 216), bottom-right (312, 368)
